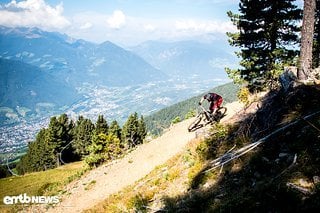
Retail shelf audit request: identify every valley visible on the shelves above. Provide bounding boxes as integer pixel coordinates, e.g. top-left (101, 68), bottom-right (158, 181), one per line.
top-left (0, 76), bottom-right (229, 163)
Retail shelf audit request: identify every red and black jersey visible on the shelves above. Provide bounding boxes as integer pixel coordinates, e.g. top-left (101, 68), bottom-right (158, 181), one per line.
top-left (204, 93), bottom-right (222, 102)
top-left (203, 93), bottom-right (223, 112)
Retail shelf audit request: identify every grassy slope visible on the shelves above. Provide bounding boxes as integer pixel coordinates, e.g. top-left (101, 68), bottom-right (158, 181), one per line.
top-left (0, 161), bottom-right (84, 212)
top-left (87, 84), bottom-right (320, 212)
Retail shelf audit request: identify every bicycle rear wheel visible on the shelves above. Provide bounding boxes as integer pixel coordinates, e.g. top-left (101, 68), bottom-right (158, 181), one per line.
top-left (214, 107), bottom-right (227, 122)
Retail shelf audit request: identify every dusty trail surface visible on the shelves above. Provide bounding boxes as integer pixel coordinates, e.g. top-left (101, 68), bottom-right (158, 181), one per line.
top-left (38, 101), bottom-right (244, 213)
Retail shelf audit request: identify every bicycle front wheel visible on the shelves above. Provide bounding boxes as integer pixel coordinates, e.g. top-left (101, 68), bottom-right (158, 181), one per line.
top-left (188, 114), bottom-right (204, 132)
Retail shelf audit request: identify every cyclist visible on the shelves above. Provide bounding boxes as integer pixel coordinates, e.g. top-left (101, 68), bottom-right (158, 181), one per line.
top-left (199, 92), bottom-right (223, 116)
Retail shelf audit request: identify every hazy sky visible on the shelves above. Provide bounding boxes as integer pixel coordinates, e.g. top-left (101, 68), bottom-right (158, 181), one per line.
top-left (0, 0), bottom-right (303, 46)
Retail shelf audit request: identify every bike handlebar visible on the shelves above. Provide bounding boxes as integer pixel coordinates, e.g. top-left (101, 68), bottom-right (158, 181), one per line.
top-left (198, 105), bottom-right (211, 114)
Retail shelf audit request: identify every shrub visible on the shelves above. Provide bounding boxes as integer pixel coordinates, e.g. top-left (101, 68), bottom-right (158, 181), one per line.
top-left (172, 116), bottom-right (181, 124)
top-left (185, 110), bottom-right (196, 119)
top-left (237, 86), bottom-right (250, 106)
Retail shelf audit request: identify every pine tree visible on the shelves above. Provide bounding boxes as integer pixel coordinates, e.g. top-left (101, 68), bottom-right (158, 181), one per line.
top-left (122, 112), bottom-right (148, 148)
top-left (72, 116), bottom-right (95, 158)
top-left (85, 133), bottom-right (122, 168)
top-left (46, 114), bottom-right (74, 166)
top-left (138, 115), bottom-right (147, 142)
top-left (122, 113), bottom-right (139, 148)
top-left (109, 120), bottom-right (122, 140)
top-left (95, 114), bottom-right (109, 134)
top-left (35, 129), bottom-right (52, 171)
top-left (85, 133), bottom-right (107, 167)
top-left (227, 0), bottom-right (301, 91)
top-left (17, 128), bottom-right (53, 173)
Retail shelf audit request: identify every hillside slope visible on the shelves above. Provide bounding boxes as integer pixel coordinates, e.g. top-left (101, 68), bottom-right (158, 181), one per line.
top-left (157, 84), bottom-right (320, 212)
top-left (0, 59), bottom-right (80, 108)
top-left (0, 58), bottom-right (81, 125)
top-left (85, 85), bottom-right (320, 212)
top-left (28, 101), bottom-right (243, 213)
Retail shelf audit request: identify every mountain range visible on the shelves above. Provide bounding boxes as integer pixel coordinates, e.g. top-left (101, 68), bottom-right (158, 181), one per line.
top-left (0, 26), bottom-right (166, 87)
top-left (130, 39), bottom-right (237, 79)
top-left (0, 26), bottom-right (169, 124)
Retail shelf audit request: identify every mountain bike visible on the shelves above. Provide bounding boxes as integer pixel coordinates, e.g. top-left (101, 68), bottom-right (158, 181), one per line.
top-left (187, 105), bottom-right (227, 132)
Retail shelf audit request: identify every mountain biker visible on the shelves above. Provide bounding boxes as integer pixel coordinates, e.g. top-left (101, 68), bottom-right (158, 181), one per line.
top-left (199, 92), bottom-right (223, 116)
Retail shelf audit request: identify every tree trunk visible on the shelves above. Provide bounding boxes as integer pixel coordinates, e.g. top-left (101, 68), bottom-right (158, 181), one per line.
top-left (56, 153), bottom-right (60, 167)
top-left (298, 0), bottom-right (316, 80)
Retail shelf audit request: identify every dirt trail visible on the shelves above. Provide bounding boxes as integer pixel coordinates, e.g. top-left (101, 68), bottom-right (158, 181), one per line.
top-left (39, 101), bottom-right (244, 213)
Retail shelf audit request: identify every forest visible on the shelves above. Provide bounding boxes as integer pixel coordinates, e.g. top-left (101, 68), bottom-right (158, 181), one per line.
top-left (14, 112), bottom-right (147, 174)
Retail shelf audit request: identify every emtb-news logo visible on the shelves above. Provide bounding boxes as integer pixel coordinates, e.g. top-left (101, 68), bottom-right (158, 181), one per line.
top-left (3, 193), bottom-right (59, 205)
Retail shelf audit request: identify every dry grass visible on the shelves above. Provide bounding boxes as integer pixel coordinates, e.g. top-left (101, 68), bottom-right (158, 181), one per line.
top-left (0, 161), bottom-right (84, 212)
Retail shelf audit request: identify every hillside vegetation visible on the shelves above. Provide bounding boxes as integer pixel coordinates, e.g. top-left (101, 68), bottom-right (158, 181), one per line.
top-left (87, 84), bottom-right (320, 212)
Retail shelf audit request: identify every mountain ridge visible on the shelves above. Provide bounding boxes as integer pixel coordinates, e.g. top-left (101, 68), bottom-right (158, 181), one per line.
top-left (130, 38), bottom-right (237, 79)
top-left (0, 26), bottom-right (167, 87)
top-left (0, 26), bottom-right (168, 124)
top-left (0, 58), bottom-right (81, 124)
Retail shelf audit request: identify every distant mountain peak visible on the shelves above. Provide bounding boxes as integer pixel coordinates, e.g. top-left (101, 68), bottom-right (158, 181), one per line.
top-left (98, 40), bottom-right (125, 52)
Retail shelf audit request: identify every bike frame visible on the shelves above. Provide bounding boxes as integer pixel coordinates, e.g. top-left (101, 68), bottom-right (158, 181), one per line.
top-left (188, 105), bottom-right (227, 132)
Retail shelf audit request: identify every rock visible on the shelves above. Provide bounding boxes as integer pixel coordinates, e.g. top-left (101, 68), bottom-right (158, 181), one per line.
top-left (214, 198), bottom-right (221, 204)
top-left (262, 157), bottom-right (270, 162)
top-left (287, 182), bottom-right (312, 195)
top-left (279, 153), bottom-right (288, 158)
top-left (311, 67), bottom-right (320, 84)
top-left (313, 176), bottom-right (320, 184)
top-left (203, 183), bottom-right (211, 189)
top-left (216, 193), bottom-right (225, 198)
top-left (280, 66), bottom-right (298, 91)
top-left (298, 178), bottom-right (313, 188)
top-left (254, 172), bottom-right (261, 178)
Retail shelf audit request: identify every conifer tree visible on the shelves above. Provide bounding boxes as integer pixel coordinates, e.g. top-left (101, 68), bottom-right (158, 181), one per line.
top-left (227, 0), bottom-right (301, 91)
top-left (95, 114), bottom-right (109, 134)
top-left (72, 116), bottom-right (95, 158)
top-left (138, 115), bottom-right (147, 142)
top-left (84, 133), bottom-right (107, 167)
top-left (109, 120), bottom-right (122, 140)
top-left (85, 133), bottom-right (121, 168)
top-left (122, 113), bottom-right (139, 148)
top-left (46, 114), bottom-right (74, 166)
top-left (17, 128), bottom-right (53, 173)
top-left (122, 112), bottom-right (147, 148)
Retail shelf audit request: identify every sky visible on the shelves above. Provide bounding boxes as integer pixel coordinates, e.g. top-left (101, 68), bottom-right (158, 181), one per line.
top-left (0, 0), bottom-right (303, 46)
